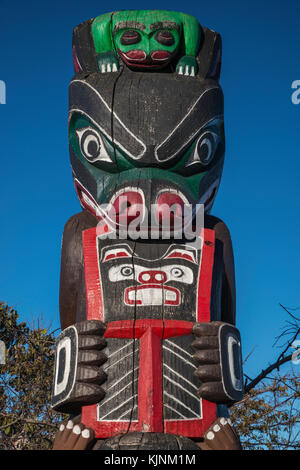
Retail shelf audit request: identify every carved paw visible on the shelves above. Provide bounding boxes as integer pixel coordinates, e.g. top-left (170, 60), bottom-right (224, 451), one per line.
top-left (192, 322), bottom-right (244, 404)
top-left (96, 52), bottom-right (119, 73)
top-left (51, 320), bottom-right (108, 414)
top-left (53, 416), bottom-right (95, 450)
top-left (176, 55), bottom-right (198, 77)
top-left (198, 417), bottom-right (242, 450)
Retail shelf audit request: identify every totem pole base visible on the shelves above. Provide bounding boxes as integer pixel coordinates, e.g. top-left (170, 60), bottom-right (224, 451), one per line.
top-left (92, 432), bottom-right (200, 451)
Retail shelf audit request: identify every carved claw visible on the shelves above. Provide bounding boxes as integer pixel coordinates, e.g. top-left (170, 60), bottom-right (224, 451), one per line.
top-left (53, 416), bottom-right (96, 450)
top-left (197, 417), bottom-right (242, 450)
top-left (192, 322), bottom-right (244, 404)
top-left (51, 320), bottom-right (108, 414)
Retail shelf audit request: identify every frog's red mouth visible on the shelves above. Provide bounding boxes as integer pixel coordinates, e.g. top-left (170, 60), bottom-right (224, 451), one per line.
top-left (118, 49), bottom-right (172, 68)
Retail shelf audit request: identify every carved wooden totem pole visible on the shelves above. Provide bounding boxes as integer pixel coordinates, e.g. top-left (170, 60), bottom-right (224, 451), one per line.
top-left (51, 10), bottom-right (244, 451)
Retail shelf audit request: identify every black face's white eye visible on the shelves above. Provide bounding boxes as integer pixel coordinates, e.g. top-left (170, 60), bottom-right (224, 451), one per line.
top-left (186, 131), bottom-right (219, 168)
top-left (171, 267), bottom-right (184, 278)
top-left (76, 127), bottom-right (112, 163)
top-left (121, 266), bottom-right (134, 277)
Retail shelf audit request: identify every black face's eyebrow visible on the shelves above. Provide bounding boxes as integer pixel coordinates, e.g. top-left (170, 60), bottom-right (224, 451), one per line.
top-left (150, 21), bottom-right (180, 32)
top-left (113, 21), bottom-right (146, 34)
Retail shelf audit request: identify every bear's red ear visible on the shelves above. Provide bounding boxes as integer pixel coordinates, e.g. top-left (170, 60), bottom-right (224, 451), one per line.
top-left (197, 28), bottom-right (222, 81)
top-left (72, 19), bottom-right (99, 75)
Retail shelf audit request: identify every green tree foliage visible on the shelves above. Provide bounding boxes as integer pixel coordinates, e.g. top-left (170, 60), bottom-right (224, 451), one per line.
top-left (0, 302), bottom-right (64, 449)
top-left (231, 371), bottom-right (300, 450)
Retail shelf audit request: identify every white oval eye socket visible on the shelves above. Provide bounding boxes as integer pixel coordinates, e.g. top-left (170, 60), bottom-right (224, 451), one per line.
top-left (76, 127), bottom-right (112, 163)
top-left (186, 131), bottom-right (219, 168)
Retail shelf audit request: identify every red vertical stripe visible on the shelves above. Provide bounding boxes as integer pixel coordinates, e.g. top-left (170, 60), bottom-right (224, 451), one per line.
top-left (197, 228), bottom-right (215, 322)
top-left (82, 228), bottom-right (103, 321)
top-left (138, 327), bottom-right (163, 432)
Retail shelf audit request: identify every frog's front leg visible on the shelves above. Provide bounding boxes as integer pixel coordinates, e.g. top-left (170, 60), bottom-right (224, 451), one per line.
top-left (96, 51), bottom-right (119, 73)
top-left (176, 55), bottom-right (198, 76)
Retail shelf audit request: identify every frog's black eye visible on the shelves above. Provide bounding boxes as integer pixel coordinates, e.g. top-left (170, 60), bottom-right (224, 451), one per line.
top-left (185, 131), bottom-right (219, 168)
top-left (120, 30), bottom-right (142, 45)
top-left (154, 30), bottom-right (175, 46)
top-left (76, 127), bottom-right (112, 163)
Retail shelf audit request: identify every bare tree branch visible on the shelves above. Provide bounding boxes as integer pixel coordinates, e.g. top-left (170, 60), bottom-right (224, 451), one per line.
top-left (244, 353), bottom-right (293, 393)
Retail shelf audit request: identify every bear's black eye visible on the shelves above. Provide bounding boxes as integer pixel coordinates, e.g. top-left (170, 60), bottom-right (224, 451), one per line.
top-left (120, 30), bottom-right (142, 45)
top-left (76, 127), bottom-right (113, 164)
top-left (155, 30), bottom-right (175, 46)
top-left (185, 131), bottom-right (220, 169)
top-left (196, 134), bottom-right (215, 165)
top-left (81, 131), bottom-right (101, 161)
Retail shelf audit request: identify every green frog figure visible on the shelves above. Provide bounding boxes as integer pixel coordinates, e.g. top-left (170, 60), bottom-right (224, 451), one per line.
top-left (91, 10), bottom-right (202, 76)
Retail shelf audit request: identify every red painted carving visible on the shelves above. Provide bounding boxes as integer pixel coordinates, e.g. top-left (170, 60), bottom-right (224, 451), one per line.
top-left (81, 225), bottom-right (217, 438)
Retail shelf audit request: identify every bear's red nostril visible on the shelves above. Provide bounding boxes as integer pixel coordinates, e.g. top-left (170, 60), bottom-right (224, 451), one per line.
top-left (156, 192), bottom-right (186, 228)
top-left (110, 191), bottom-right (144, 226)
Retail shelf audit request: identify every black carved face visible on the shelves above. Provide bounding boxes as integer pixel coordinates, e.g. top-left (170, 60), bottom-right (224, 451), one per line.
top-left (96, 238), bottom-right (202, 322)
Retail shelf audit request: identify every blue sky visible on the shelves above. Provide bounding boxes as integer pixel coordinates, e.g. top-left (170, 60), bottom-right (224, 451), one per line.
top-left (0, 0), bottom-right (299, 380)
